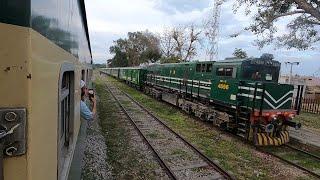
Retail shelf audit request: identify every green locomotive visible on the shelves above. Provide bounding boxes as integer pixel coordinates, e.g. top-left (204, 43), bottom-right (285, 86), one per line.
top-left (104, 55), bottom-right (303, 146)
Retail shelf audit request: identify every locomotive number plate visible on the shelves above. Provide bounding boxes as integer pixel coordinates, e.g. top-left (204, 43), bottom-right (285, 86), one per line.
top-left (218, 83), bottom-right (229, 90)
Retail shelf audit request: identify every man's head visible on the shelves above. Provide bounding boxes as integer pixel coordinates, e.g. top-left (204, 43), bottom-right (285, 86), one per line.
top-left (81, 80), bottom-right (88, 98)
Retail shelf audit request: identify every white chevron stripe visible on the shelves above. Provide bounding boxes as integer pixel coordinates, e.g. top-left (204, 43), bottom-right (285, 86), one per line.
top-left (264, 90), bottom-right (293, 104)
top-left (264, 97), bottom-right (292, 109)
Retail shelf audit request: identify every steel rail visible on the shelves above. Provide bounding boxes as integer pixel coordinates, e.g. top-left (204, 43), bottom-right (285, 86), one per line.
top-left (257, 147), bottom-right (320, 179)
top-left (117, 87), bottom-right (319, 179)
top-left (284, 144), bottom-right (320, 161)
top-left (105, 85), bottom-right (177, 180)
top-left (116, 86), bottom-right (235, 180)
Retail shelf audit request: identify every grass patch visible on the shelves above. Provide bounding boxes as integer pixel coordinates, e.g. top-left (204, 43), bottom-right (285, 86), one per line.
top-left (295, 113), bottom-right (320, 130)
top-left (146, 131), bottom-right (161, 139)
top-left (93, 78), bottom-right (158, 179)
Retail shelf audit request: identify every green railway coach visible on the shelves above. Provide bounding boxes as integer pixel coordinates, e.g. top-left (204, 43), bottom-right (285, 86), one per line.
top-left (106, 67), bottom-right (147, 88)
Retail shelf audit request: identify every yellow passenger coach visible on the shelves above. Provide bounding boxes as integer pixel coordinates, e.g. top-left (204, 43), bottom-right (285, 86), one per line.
top-left (0, 0), bottom-right (92, 179)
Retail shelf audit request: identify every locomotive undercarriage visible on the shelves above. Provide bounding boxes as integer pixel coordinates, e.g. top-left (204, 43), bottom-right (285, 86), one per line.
top-left (143, 83), bottom-right (294, 146)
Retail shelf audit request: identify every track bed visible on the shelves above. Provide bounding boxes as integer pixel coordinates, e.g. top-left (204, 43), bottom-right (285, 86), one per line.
top-left (105, 80), bottom-right (234, 180)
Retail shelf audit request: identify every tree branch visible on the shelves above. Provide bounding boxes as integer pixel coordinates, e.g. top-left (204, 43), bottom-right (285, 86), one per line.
top-left (273, 10), bottom-right (306, 19)
top-left (293, 0), bottom-right (320, 21)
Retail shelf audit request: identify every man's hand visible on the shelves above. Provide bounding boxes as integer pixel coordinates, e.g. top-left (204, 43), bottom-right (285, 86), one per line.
top-left (90, 96), bottom-right (96, 105)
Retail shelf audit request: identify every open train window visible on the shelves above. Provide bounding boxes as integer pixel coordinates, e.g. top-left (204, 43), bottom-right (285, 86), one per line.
top-left (59, 71), bottom-right (74, 146)
top-left (206, 64), bottom-right (213, 72)
top-left (81, 69), bottom-right (85, 81)
top-left (58, 66), bottom-right (75, 179)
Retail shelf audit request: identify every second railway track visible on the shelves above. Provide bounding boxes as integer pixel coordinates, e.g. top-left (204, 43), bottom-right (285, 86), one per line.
top-left (105, 81), bottom-right (234, 180)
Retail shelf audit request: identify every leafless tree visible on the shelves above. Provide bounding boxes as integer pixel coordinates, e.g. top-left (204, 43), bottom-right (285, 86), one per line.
top-left (159, 28), bottom-right (176, 58)
top-left (159, 24), bottom-right (202, 62)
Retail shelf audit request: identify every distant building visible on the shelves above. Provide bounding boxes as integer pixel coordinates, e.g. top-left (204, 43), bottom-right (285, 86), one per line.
top-left (279, 75), bottom-right (320, 99)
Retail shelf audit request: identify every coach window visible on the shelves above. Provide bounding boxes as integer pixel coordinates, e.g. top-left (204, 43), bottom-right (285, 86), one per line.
top-left (59, 71), bottom-right (74, 147)
top-left (81, 70), bottom-right (85, 81)
top-left (58, 67), bottom-right (75, 178)
top-left (86, 69), bottom-right (89, 84)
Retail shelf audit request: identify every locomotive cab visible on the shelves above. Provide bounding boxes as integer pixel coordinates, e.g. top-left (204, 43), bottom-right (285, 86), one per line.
top-left (236, 56), bottom-right (302, 146)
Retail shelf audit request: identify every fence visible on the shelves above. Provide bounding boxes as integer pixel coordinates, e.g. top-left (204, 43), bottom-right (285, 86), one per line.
top-left (292, 98), bottom-right (320, 114)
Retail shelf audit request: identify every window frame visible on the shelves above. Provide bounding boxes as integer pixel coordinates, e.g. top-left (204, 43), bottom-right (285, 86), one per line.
top-left (57, 63), bottom-right (75, 178)
top-left (216, 66), bottom-right (237, 78)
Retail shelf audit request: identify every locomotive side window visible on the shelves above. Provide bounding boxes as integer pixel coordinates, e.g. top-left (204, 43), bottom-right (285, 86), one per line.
top-left (216, 67), bottom-right (234, 77)
top-left (206, 64), bottom-right (213, 72)
top-left (201, 64), bottom-right (206, 72)
top-left (196, 64), bottom-right (201, 72)
top-left (225, 68), bottom-right (233, 76)
top-left (216, 68), bottom-right (225, 76)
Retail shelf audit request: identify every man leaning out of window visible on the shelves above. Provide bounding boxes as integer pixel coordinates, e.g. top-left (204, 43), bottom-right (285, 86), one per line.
top-left (80, 80), bottom-right (96, 120)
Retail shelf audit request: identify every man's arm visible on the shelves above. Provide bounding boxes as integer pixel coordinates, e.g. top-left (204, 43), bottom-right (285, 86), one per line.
top-left (80, 101), bottom-right (94, 121)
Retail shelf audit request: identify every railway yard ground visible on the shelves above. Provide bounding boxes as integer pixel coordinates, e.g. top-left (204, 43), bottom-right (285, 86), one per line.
top-left (287, 112), bottom-right (320, 148)
top-left (80, 72), bottom-right (319, 180)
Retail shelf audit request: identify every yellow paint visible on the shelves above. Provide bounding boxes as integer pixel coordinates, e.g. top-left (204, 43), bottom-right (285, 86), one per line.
top-left (255, 131), bottom-right (290, 146)
top-left (0, 22), bottom-right (91, 180)
top-left (217, 82), bottom-right (229, 90)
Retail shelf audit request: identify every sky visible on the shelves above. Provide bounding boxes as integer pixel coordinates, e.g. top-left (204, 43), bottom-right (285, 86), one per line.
top-left (85, 0), bottom-right (320, 76)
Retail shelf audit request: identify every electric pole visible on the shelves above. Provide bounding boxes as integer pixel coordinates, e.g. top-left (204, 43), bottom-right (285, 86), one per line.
top-left (204, 0), bottom-right (223, 61)
top-left (285, 62), bottom-right (300, 84)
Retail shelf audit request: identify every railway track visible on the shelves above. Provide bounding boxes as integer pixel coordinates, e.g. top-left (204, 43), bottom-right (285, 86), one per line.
top-left (257, 144), bottom-right (320, 179)
top-left (101, 73), bottom-right (320, 179)
top-left (105, 81), bottom-right (234, 180)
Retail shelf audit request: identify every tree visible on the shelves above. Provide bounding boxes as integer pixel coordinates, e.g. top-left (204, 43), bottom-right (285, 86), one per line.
top-left (232, 48), bottom-right (248, 58)
top-left (232, 0), bottom-right (320, 50)
top-left (172, 25), bottom-right (202, 62)
top-left (159, 25), bottom-right (202, 62)
top-left (109, 31), bottom-right (161, 66)
top-left (109, 41), bottom-right (128, 67)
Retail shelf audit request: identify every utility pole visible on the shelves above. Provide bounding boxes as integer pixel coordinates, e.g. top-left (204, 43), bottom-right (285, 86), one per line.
top-left (285, 62), bottom-right (300, 84)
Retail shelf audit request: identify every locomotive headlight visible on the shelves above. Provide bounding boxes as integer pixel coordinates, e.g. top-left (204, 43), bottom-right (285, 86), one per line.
top-left (287, 114), bottom-right (295, 120)
top-left (271, 115), bottom-right (277, 121)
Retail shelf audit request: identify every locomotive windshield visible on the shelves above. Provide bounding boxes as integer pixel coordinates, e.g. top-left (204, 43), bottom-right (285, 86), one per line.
top-left (241, 58), bottom-right (280, 82)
